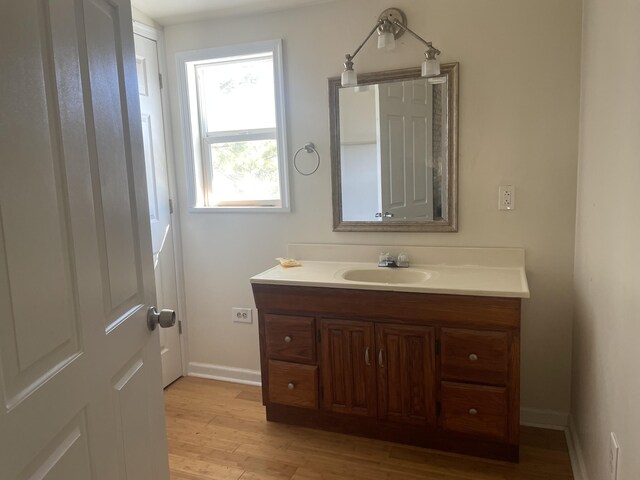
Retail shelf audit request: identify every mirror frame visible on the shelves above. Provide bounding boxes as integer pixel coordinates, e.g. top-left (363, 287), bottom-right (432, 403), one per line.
top-left (329, 63), bottom-right (459, 232)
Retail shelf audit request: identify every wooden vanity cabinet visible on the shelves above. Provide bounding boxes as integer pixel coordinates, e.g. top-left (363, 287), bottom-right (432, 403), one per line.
top-left (252, 283), bottom-right (521, 462)
top-left (321, 319), bottom-right (377, 417)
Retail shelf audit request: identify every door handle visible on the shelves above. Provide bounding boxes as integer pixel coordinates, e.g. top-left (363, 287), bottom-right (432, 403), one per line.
top-left (147, 307), bottom-right (176, 331)
top-left (378, 348), bottom-right (385, 368)
top-left (365, 347), bottom-right (371, 366)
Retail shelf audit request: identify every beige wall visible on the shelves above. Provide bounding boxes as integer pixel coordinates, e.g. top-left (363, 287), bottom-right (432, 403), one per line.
top-left (163, 0), bottom-right (582, 417)
top-left (571, 0), bottom-right (640, 478)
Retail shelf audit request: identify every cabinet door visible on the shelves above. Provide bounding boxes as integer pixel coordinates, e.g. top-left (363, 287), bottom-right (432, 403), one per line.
top-left (321, 319), bottom-right (377, 417)
top-left (376, 324), bottom-right (436, 426)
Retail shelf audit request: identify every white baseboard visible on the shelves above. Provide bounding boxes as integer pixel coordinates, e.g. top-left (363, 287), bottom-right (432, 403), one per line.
top-left (520, 407), bottom-right (568, 430)
top-left (188, 362), bottom-right (262, 386)
top-left (565, 416), bottom-right (589, 480)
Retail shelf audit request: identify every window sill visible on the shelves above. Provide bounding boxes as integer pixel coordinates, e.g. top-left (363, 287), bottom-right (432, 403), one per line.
top-left (188, 205), bottom-right (290, 214)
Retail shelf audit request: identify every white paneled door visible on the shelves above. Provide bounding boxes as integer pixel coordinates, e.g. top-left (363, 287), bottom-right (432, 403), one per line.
top-left (134, 30), bottom-right (183, 387)
top-left (377, 80), bottom-right (434, 220)
top-left (0, 1), bottom-right (170, 479)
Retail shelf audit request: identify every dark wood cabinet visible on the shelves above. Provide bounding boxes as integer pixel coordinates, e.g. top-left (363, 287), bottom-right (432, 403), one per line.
top-left (253, 283), bottom-right (521, 462)
top-left (376, 324), bottom-right (436, 426)
top-left (321, 319), bottom-right (376, 417)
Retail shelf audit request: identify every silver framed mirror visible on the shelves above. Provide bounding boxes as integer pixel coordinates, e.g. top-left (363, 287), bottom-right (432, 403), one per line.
top-left (329, 63), bottom-right (458, 232)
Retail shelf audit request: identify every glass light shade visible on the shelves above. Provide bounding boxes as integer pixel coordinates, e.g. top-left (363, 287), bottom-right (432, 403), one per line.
top-left (377, 31), bottom-right (395, 51)
top-left (341, 68), bottom-right (357, 87)
top-left (422, 58), bottom-right (440, 77)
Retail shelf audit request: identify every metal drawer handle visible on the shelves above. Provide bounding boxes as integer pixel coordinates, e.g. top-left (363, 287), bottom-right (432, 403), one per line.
top-left (378, 349), bottom-right (384, 368)
top-left (287, 382), bottom-right (295, 390)
top-left (468, 353), bottom-right (478, 362)
top-left (284, 336), bottom-right (292, 343)
top-left (365, 347), bottom-right (371, 366)
top-left (469, 408), bottom-right (478, 415)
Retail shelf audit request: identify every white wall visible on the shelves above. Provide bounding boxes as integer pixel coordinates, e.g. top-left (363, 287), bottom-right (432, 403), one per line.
top-left (570, 0), bottom-right (640, 478)
top-left (340, 87), bottom-right (379, 221)
top-left (163, 0), bottom-right (582, 417)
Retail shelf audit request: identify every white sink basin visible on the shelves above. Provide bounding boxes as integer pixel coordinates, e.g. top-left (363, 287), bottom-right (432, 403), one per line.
top-left (341, 268), bottom-right (431, 285)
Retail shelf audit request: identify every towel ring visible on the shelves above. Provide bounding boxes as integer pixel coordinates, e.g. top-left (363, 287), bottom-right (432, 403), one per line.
top-left (293, 142), bottom-right (320, 176)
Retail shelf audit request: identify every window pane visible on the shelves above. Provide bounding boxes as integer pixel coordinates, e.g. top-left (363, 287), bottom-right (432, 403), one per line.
top-left (208, 139), bottom-right (280, 205)
top-left (198, 56), bottom-right (276, 133)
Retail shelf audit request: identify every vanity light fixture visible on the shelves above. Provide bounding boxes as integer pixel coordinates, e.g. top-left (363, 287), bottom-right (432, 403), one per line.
top-left (341, 7), bottom-right (442, 87)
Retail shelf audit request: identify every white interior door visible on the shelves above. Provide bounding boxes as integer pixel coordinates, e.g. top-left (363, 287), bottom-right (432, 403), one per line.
top-left (377, 80), bottom-right (434, 220)
top-left (0, 1), bottom-right (169, 479)
top-left (134, 30), bottom-right (183, 388)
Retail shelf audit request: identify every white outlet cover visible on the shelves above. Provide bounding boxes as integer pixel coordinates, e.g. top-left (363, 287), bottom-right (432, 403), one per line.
top-left (499, 185), bottom-right (515, 211)
top-left (232, 307), bottom-right (253, 324)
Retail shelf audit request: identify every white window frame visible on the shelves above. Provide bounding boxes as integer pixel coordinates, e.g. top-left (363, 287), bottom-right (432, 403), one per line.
top-left (176, 39), bottom-right (290, 212)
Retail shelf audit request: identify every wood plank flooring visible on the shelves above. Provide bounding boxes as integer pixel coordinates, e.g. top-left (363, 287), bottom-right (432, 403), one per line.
top-left (164, 377), bottom-right (574, 480)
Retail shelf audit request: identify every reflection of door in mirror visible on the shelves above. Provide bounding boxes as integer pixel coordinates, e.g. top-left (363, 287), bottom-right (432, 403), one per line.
top-left (378, 80), bottom-right (433, 221)
top-left (339, 79), bottom-right (447, 222)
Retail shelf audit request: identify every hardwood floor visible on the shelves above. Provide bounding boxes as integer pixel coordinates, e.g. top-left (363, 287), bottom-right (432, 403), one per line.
top-left (164, 377), bottom-right (574, 480)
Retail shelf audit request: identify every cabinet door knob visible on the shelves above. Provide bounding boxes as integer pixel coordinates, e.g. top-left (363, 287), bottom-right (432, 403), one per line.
top-left (378, 349), bottom-right (385, 368)
top-left (468, 353), bottom-right (478, 362)
top-left (287, 382), bottom-right (295, 390)
top-left (365, 347), bottom-right (371, 366)
top-left (284, 336), bottom-right (292, 343)
top-left (469, 408), bottom-right (478, 415)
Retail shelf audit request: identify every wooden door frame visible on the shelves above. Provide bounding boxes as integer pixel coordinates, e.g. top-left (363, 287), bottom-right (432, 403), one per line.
top-left (133, 21), bottom-right (189, 378)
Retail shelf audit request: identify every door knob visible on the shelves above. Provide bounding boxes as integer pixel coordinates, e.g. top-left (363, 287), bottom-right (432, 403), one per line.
top-left (147, 307), bottom-right (176, 331)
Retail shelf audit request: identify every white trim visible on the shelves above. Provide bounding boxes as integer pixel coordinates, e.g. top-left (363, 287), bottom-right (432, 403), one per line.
top-left (133, 21), bottom-right (190, 377)
top-left (188, 362), bottom-right (262, 386)
top-left (520, 407), bottom-right (569, 429)
top-left (566, 416), bottom-right (590, 480)
top-left (175, 39), bottom-right (290, 213)
top-left (132, 20), bottom-right (159, 41)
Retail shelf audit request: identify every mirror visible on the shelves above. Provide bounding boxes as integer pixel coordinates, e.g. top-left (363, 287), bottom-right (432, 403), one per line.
top-left (329, 64), bottom-right (458, 232)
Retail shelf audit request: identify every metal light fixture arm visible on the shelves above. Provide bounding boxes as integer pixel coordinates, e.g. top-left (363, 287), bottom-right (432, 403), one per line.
top-left (344, 19), bottom-right (385, 69)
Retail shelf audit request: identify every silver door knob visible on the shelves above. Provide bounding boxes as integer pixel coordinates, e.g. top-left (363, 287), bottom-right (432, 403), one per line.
top-left (469, 353), bottom-right (479, 362)
top-left (287, 383), bottom-right (295, 390)
top-left (284, 336), bottom-right (292, 343)
top-left (147, 307), bottom-right (176, 331)
top-left (469, 408), bottom-right (478, 415)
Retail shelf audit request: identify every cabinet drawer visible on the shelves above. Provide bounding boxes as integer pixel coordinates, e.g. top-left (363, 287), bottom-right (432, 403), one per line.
top-left (265, 314), bottom-right (316, 363)
top-left (440, 382), bottom-right (508, 440)
top-left (440, 328), bottom-right (509, 385)
top-left (268, 360), bottom-right (318, 409)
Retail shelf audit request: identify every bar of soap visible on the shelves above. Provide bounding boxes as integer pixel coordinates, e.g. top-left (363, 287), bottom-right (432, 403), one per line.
top-left (276, 257), bottom-right (302, 268)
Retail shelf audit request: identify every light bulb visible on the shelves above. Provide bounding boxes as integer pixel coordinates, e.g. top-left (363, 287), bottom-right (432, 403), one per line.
top-left (341, 68), bottom-right (358, 87)
top-left (422, 58), bottom-right (440, 77)
top-left (377, 31), bottom-right (395, 51)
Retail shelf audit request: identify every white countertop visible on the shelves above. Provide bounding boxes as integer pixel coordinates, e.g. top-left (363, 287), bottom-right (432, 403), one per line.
top-left (250, 260), bottom-right (530, 298)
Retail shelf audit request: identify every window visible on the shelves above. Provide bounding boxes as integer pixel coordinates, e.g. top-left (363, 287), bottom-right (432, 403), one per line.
top-left (177, 40), bottom-right (289, 211)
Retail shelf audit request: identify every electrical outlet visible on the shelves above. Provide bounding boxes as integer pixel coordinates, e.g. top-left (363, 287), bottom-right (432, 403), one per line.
top-left (499, 185), bottom-right (515, 210)
top-left (610, 432), bottom-right (619, 480)
top-left (232, 307), bottom-right (253, 324)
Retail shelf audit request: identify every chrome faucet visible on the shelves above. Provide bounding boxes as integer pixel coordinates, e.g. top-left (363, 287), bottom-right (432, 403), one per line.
top-left (378, 252), bottom-right (410, 268)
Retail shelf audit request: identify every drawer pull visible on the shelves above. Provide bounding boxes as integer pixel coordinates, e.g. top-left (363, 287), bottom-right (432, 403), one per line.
top-left (469, 408), bottom-right (478, 415)
top-left (284, 335), bottom-right (292, 343)
top-left (365, 347), bottom-right (371, 366)
top-left (468, 353), bottom-right (478, 362)
top-left (378, 349), bottom-right (385, 368)
top-left (287, 382), bottom-right (295, 390)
